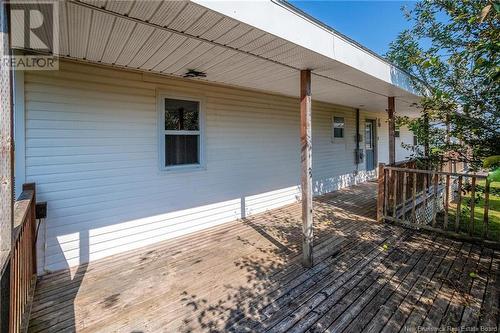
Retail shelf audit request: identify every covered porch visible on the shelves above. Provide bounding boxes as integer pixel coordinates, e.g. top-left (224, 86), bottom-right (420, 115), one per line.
top-left (28, 182), bottom-right (499, 333)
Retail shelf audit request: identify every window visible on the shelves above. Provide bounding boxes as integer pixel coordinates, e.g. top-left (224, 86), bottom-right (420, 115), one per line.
top-left (158, 96), bottom-right (204, 170)
top-left (333, 116), bottom-right (345, 139)
top-left (395, 125), bottom-right (400, 138)
top-left (413, 135), bottom-right (418, 146)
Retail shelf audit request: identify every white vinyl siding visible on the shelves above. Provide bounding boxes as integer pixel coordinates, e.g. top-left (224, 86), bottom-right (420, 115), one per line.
top-left (395, 125), bottom-right (418, 161)
top-left (23, 61), bottom-right (392, 273)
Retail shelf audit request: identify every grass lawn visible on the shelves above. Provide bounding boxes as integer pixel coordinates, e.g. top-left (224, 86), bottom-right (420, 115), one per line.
top-left (447, 179), bottom-right (500, 241)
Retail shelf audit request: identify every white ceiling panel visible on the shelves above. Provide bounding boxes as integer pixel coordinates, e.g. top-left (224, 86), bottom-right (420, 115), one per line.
top-left (80, 0), bottom-right (107, 7)
top-left (100, 18), bottom-right (136, 64)
top-left (44, 0), bottom-right (421, 115)
top-left (154, 39), bottom-right (202, 73)
top-left (238, 33), bottom-right (280, 53)
top-left (207, 55), bottom-right (261, 81)
top-left (140, 33), bottom-right (185, 70)
top-left (184, 10), bottom-right (223, 37)
top-left (199, 17), bottom-right (240, 41)
top-left (58, 2), bottom-right (70, 56)
top-left (212, 23), bottom-right (253, 45)
top-left (193, 49), bottom-right (239, 72)
top-left (172, 45), bottom-right (227, 75)
top-left (114, 24), bottom-right (155, 66)
top-left (128, 0), bottom-right (163, 21)
top-left (227, 61), bottom-right (295, 86)
top-left (67, 3), bottom-right (92, 59)
top-left (227, 28), bottom-right (266, 49)
top-left (85, 11), bottom-right (114, 61)
top-left (148, 1), bottom-right (187, 27)
top-left (105, 0), bottom-right (134, 15)
top-left (165, 42), bottom-right (214, 74)
top-left (127, 29), bottom-right (172, 68)
top-left (167, 2), bottom-right (206, 32)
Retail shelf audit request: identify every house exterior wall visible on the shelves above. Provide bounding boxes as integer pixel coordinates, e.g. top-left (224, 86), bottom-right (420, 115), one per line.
top-left (21, 61), bottom-right (400, 273)
top-left (396, 125), bottom-right (417, 160)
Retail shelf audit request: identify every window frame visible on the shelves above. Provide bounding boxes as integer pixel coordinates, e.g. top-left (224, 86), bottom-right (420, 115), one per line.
top-left (395, 125), bottom-right (400, 138)
top-left (157, 93), bottom-right (206, 172)
top-left (332, 115), bottom-right (346, 142)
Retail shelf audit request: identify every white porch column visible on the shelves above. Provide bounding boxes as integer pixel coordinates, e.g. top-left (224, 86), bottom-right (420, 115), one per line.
top-left (300, 69), bottom-right (313, 268)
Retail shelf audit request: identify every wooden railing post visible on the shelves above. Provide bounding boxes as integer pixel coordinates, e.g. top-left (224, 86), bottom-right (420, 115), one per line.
top-left (6, 183), bottom-right (38, 333)
top-left (469, 177), bottom-right (476, 235)
top-left (22, 183), bottom-right (36, 275)
top-left (377, 163), bottom-right (385, 222)
top-left (0, 2), bottom-right (14, 331)
top-left (455, 176), bottom-right (463, 232)
top-left (483, 178), bottom-right (490, 239)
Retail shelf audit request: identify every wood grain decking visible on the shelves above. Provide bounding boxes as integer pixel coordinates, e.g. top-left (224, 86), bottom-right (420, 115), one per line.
top-left (28, 182), bottom-right (499, 333)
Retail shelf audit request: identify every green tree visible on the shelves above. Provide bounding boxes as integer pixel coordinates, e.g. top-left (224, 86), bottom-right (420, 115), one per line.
top-left (386, 0), bottom-right (500, 168)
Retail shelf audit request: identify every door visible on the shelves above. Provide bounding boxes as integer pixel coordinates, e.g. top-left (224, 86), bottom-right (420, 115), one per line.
top-left (365, 120), bottom-right (376, 171)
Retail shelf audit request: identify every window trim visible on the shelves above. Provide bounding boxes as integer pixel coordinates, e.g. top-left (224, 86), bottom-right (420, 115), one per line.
top-left (332, 115), bottom-right (346, 142)
top-left (157, 92), bottom-right (206, 172)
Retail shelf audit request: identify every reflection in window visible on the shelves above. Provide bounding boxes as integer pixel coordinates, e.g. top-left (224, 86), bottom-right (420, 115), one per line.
top-left (333, 116), bottom-right (345, 139)
top-left (162, 98), bottom-right (201, 167)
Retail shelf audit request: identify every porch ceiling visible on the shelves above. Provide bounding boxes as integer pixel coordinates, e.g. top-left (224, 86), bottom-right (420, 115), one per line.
top-left (19, 0), bottom-right (421, 115)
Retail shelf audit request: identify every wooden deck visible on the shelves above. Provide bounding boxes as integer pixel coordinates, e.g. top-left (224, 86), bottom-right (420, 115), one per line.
top-left (28, 182), bottom-right (499, 333)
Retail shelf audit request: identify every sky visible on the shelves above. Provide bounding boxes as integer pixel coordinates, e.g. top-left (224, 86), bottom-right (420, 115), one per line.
top-left (289, 1), bottom-right (417, 57)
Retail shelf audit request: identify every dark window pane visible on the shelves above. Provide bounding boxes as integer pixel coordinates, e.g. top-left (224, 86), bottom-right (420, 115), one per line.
top-left (333, 117), bottom-right (344, 126)
top-left (165, 99), bottom-right (199, 130)
top-left (165, 135), bottom-right (199, 166)
top-left (333, 117), bottom-right (344, 138)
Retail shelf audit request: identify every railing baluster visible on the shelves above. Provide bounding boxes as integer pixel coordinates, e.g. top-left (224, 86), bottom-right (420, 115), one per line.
top-left (432, 172), bottom-right (438, 227)
top-left (444, 173), bottom-right (450, 230)
top-left (483, 178), bottom-right (490, 239)
top-left (392, 170), bottom-right (398, 219)
top-left (455, 176), bottom-right (463, 232)
top-left (470, 176), bottom-right (476, 235)
top-left (423, 173), bottom-right (428, 210)
top-left (377, 163), bottom-right (385, 222)
top-left (402, 171), bottom-right (407, 222)
top-left (412, 172), bottom-right (417, 223)
top-left (384, 169), bottom-right (389, 219)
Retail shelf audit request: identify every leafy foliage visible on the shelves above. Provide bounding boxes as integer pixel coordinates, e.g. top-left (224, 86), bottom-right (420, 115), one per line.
top-left (386, 0), bottom-right (500, 167)
top-left (483, 155), bottom-right (500, 169)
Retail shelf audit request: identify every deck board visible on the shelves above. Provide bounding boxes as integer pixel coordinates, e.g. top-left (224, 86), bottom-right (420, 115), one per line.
top-left (28, 182), bottom-right (500, 333)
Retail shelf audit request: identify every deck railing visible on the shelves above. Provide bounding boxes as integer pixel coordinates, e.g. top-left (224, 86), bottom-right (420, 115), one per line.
top-left (0, 183), bottom-right (38, 333)
top-left (377, 162), bottom-right (497, 245)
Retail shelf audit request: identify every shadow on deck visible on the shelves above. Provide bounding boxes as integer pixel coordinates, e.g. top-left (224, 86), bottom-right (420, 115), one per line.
top-left (28, 182), bottom-right (499, 333)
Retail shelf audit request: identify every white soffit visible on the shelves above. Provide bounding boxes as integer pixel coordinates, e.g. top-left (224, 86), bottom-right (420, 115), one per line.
top-left (192, 0), bottom-right (419, 92)
top-left (25, 0), bottom-right (421, 114)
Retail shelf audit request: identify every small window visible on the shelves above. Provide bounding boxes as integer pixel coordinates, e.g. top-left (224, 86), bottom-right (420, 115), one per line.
top-left (159, 96), bottom-right (204, 170)
top-left (395, 125), bottom-right (400, 138)
top-left (413, 135), bottom-right (418, 146)
top-left (333, 116), bottom-right (345, 139)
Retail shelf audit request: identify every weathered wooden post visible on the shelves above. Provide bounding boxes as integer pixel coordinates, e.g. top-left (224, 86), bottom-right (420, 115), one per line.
top-left (376, 163), bottom-right (385, 222)
top-left (300, 69), bottom-right (313, 268)
top-left (0, 2), bottom-right (13, 332)
top-left (387, 97), bottom-right (395, 165)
